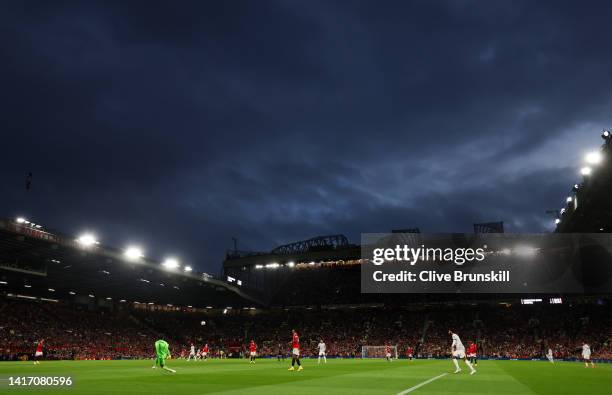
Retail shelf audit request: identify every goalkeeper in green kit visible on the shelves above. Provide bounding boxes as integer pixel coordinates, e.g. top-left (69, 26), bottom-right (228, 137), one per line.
top-left (152, 339), bottom-right (176, 373)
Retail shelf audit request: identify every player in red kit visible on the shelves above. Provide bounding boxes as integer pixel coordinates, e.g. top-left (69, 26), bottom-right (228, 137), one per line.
top-left (385, 344), bottom-right (392, 361)
top-left (467, 341), bottom-right (478, 367)
top-left (34, 339), bottom-right (44, 364)
top-left (202, 344), bottom-right (209, 361)
top-left (288, 329), bottom-right (303, 371)
top-left (406, 346), bottom-right (414, 361)
top-left (249, 340), bottom-right (257, 364)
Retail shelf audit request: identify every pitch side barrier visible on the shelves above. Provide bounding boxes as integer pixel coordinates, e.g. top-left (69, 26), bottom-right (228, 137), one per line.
top-left (361, 233), bottom-right (612, 293)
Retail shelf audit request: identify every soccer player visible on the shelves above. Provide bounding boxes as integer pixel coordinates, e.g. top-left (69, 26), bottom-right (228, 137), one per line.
top-left (582, 343), bottom-right (595, 368)
top-left (317, 339), bottom-right (326, 364)
top-left (449, 330), bottom-right (476, 375)
top-left (202, 344), bottom-right (209, 361)
top-left (33, 339), bottom-right (44, 364)
top-left (385, 344), bottom-right (392, 361)
top-left (467, 341), bottom-right (478, 367)
top-left (546, 348), bottom-right (554, 364)
top-left (187, 343), bottom-right (196, 361)
top-left (288, 329), bottom-right (303, 371)
top-left (152, 339), bottom-right (176, 373)
top-left (249, 340), bottom-right (257, 364)
top-left (406, 346), bottom-right (414, 361)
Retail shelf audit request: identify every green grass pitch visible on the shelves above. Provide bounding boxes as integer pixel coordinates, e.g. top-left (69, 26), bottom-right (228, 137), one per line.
top-left (1, 358), bottom-right (610, 394)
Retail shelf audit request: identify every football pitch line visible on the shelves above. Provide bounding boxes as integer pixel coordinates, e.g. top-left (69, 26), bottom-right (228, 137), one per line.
top-left (396, 372), bottom-right (448, 395)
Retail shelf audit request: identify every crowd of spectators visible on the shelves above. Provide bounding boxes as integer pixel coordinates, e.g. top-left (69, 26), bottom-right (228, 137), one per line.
top-left (1, 298), bottom-right (610, 361)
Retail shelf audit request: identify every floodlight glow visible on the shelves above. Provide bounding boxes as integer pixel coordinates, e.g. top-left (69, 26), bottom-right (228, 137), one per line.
top-left (77, 233), bottom-right (98, 247)
top-left (580, 166), bottom-right (592, 176)
top-left (266, 262), bottom-right (280, 269)
top-left (500, 248), bottom-right (511, 255)
top-left (48, 288), bottom-right (55, 292)
top-left (89, 294), bottom-right (95, 298)
top-left (287, 261), bottom-right (295, 267)
top-left (255, 264), bottom-right (263, 269)
top-left (309, 261), bottom-right (315, 266)
top-left (24, 284), bottom-right (31, 288)
top-left (16, 217), bottom-right (26, 223)
top-left (554, 218), bottom-right (561, 225)
top-left (184, 266), bottom-right (192, 272)
top-left (566, 196), bottom-right (573, 203)
top-left (69, 291), bottom-right (76, 295)
top-left (572, 184), bottom-right (580, 192)
top-left (514, 245), bottom-right (538, 257)
top-left (602, 129), bottom-right (611, 139)
top-left (124, 246), bottom-right (144, 260)
top-left (560, 208), bottom-right (566, 215)
top-left (585, 151), bottom-right (603, 165)
top-left (162, 257), bottom-right (179, 270)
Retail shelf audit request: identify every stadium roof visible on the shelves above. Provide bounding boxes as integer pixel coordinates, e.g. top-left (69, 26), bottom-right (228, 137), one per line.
top-left (0, 218), bottom-right (262, 308)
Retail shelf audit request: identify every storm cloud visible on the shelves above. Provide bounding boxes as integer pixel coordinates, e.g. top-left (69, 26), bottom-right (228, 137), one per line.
top-left (2, 0), bottom-right (612, 272)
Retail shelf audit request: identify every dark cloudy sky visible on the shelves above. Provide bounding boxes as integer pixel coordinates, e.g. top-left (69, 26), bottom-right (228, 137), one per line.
top-left (1, 0), bottom-right (611, 273)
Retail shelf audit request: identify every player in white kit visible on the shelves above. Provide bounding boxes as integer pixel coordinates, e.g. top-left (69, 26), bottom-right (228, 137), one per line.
top-left (317, 340), bottom-right (326, 364)
top-left (187, 343), bottom-right (196, 361)
top-left (546, 348), bottom-right (554, 364)
top-left (449, 330), bottom-right (476, 375)
top-left (582, 343), bottom-right (595, 368)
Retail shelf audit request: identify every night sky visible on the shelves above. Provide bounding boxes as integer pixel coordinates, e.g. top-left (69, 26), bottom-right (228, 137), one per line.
top-left (2, 1), bottom-right (611, 273)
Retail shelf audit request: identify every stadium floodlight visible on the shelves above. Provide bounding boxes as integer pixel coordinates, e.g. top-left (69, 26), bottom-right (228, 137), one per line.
top-left (514, 245), bottom-right (538, 257)
top-left (560, 208), bottom-right (566, 215)
top-left (69, 291), bottom-right (76, 295)
top-left (309, 261), bottom-right (316, 266)
top-left (16, 217), bottom-right (26, 223)
top-left (572, 183), bottom-right (580, 192)
top-left (255, 264), bottom-right (264, 269)
top-left (266, 262), bottom-right (280, 269)
top-left (602, 129), bottom-right (611, 140)
top-left (162, 257), bottom-right (180, 270)
top-left (206, 306), bottom-right (213, 309)
top-left (77, 233), bottom-right (98, 247)
top-left (286, 261), bottom-right (295, 267)
top-left (566, 196), bottom-right (573, 203)
top-left (184, 265), bottom-right (192, 272)
top-left (585, 151), bottom-right (603, 165)
top-left (120, 299), bottom-right (126, 303)
top-left (0, 281), bottom-right (7, 285)
top-left (24, 284), bottom-right (32, 288)
top-left (580, 166), bottom-right (592, 176)
top-left (106, 297), bottom-right (112, 300)
top-left (48, 288), bottom-right (55, 292)
top-left (554, 218), bottom-right (561, 225)
top-left (89, 294), bottom-right (95, 298)
top-left (124, 246), bottom-right (144, 260)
